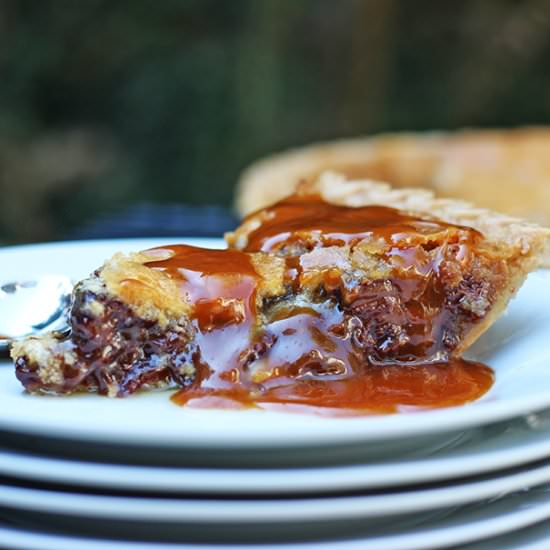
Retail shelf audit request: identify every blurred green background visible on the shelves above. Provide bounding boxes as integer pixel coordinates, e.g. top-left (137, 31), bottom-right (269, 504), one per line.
top-left (1, 0), bottom-right (550, 243)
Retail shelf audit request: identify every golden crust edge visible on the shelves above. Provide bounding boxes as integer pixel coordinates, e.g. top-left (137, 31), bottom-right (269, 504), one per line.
top-left (305, 171), bottom-right (550, 264)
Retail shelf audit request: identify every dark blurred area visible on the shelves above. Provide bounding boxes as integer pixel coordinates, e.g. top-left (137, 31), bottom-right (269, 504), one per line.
top-left (1, 0), bottom-right (550, 244)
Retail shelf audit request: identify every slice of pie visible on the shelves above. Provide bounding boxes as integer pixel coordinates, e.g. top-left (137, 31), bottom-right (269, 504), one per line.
top-left (11, 173), bottom-right (550, 412)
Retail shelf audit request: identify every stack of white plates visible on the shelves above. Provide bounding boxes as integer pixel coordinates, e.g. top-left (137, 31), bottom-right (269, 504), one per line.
top-left (2, 239), bottom-right (550, 550)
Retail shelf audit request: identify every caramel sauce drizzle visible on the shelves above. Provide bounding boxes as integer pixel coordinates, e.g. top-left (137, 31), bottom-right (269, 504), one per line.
top-left (145, 195), bottom-right (493, 414)
top-left (243, 194), bottom-right (480, 253)
top-left (145, 245), bottom-right (260, 399)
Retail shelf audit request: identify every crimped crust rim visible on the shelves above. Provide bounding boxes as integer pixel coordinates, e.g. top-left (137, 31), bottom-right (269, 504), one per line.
top-left (303, 171), bottom-right (550, 262)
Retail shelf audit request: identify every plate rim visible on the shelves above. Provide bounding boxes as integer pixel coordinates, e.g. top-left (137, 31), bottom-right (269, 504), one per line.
top-left (3, 480), bottom-right (550, 550)
top-left (4, 455), bottom-right (550, 521)
top-left (2, 415), bottom-right (550, 494)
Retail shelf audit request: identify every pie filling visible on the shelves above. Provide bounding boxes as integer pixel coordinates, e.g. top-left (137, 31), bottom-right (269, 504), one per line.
top-left (12, 192), bottom-right (515, 412)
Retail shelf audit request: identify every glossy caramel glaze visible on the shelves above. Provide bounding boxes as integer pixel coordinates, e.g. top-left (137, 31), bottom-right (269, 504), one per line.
top-left (171, 358), bottom-right (493, 413)
top-left (242, 194), bottom-right (480, 252)
top-left (144, 245), bottom-right (263, 397)
top-left (144, 245), bottom-right (258, 325)
top-left (141, 234), bottom-right (494, 413)
top-left (170, 295), bottom-right (493, 412)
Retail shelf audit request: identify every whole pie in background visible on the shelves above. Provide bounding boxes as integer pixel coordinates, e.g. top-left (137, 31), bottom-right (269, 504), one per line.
top-left (236, 128), bottom-right (550, 232)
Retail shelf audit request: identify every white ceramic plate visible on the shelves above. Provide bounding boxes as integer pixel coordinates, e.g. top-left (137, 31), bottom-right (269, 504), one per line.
top-left (470, 519), bottom-right (550, 550)
top-left (5, 453), bottom-right (550, 522)
top-left (1, 411), bottom-right (550, 494)
top-left (3, 487), bottom-right (550, 550)
top-left (1, 239), bottom-right (550, 449)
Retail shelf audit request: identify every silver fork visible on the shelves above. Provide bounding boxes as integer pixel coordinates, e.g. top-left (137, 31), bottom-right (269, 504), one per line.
top-left (0, 275), bottom-right (72, 356)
